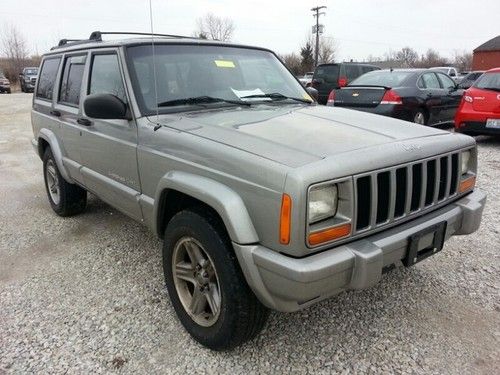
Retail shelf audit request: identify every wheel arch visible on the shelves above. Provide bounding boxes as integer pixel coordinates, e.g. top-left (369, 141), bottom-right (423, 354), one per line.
top-left (154, 171), bottom-right (259, 245)
top-left (36, 129), bottom-right (74, 183)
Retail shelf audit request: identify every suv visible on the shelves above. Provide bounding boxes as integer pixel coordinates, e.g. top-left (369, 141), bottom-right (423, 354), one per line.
top-left (310, 62), bottom-right (380, 104)
top-left (19, 67), bottom-right (39, 92)
top-left (31, 31), bottom-right (486, 350)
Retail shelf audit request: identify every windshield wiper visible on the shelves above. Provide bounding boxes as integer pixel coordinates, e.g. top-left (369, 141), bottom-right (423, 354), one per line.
top-left (240, 92), bottom-right (313, 104)
top-left (157, 96), bottom-right (250, 107)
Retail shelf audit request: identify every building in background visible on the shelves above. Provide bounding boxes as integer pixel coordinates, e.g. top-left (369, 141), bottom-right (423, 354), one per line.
top-left (472, 35), bottom-right (500, 70)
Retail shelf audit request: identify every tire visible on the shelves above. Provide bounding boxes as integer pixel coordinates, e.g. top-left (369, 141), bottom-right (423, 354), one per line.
top-left (413, 109), bottom-right (427, 125)
top-left (43, 148), bottom-right (87, 216)
top-left (163, 209), bottom-right (269, 350)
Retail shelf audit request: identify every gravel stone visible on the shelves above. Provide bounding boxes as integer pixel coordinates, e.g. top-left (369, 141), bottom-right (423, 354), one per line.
top-left (0, 94), bottom-right (499, 374)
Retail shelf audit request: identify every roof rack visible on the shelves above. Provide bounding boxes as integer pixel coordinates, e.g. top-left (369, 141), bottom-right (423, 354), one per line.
top-left (51, 30), bottom-right (202, 50)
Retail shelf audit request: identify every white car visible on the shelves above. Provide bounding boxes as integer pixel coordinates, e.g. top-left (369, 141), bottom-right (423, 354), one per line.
top-left (298, 72), bottom-right (314, 86)
top-left (430, 66), bottom-right (459, 82)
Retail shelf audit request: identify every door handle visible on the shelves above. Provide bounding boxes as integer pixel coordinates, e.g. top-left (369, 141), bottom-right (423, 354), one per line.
top-left (50, 110), bottom-right (61, 117)
top-left (77, 118), bottom-right (92, 126)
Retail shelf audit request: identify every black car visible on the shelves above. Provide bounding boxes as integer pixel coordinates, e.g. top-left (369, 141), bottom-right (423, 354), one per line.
top-left (457, 71), bottom-right (485, 89)
top-left (310, 62), bottom-right (380, 104)
top-left (327, 69), bottom-right (463, 126)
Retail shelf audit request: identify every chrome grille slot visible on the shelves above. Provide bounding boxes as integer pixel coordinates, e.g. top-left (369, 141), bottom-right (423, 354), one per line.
top-left (354, 152), bottom-right (461, 235)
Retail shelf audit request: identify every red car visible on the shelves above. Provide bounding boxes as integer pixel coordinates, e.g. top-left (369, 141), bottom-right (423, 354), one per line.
top-left (455, 67), bottom-right (500, 135)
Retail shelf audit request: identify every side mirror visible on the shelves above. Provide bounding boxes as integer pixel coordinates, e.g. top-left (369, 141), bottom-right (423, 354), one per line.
top-left (306, 87), bottom-right (319, 101)
top-left (84, 94), bottom-right (129, 120)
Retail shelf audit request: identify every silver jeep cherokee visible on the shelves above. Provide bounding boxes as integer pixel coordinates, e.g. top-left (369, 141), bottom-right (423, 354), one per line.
top-left (31, 31), bottom-right (486, 350)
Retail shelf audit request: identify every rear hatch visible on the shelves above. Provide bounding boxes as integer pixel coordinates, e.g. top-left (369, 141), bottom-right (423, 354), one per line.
top-left (312, 64), bottom-right (340, 101)
top-left (333, 86), bottom-right (387, 108)
top-left (471, 72), bottom-right (500, 113)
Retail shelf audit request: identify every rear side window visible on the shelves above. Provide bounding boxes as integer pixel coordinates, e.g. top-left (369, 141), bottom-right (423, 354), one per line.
top-left (420, 73), bottom-right (441, 89)
top-left (437, 73), bottom-right (455, 89)
top-left (59, 55), bottom-right (87, 106)
top-left (36, 57), bottom-right (61, 100)
top-left (89, 53), bottom-right (127, 103)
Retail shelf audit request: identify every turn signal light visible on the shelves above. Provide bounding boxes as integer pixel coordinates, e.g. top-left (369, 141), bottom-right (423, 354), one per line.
top-left (308, 223), bottom-right (351, 246)
top-left (459, 176), bottom-right (476, 193)
top-left (279, 194), bottom-right (292, 244)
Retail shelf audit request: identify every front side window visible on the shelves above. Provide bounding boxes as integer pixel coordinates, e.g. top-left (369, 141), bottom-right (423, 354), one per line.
top-left (36, 57), bottom-right (61, 100)
top-left (88, 53), bottom-right (127, 103)
top-left (126, 44), bottom-right (308, 115)
top-left (59, 55), bottom-right (86, 106)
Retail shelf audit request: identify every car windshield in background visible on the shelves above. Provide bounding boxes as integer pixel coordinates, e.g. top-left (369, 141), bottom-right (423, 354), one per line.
top-left (314, 65), bottom-right (339, 83)
top-left (349, 70), bottom-right (413, 87)
top-left (26, 69), bottom-right (38, 75)
top-left (474, 72), bottom-right (500, 91)
top-left (126, 44), bottom-right (308, 114)
top-left (431, 68), bottom-right (449, 74)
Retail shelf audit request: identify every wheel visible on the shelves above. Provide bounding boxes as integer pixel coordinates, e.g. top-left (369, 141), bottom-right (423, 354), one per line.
top-left (413, 110), bottom-right (427, 125)
top-left (43, 148), bottom-right (87, 216)
top-left (163, 209), bottom-right (269, 350)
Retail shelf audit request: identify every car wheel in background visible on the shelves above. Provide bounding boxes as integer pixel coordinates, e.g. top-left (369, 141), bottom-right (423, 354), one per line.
top-left (413, 110), bottom-right (427, 125)
top-left (163, 208), bottom-right (269, 350)
top-left (43, 148), bottom-right (87, 216)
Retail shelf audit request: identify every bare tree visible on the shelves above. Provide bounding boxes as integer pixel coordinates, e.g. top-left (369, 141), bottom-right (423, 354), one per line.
top-left (195, 13), bottom-right (235, 41)
top-left (280, 53), bottom-right (302, 76)
top-left (394, 46), bottom-right (418, 68)
top-left (318, 37), bottom-right (337, 64)
top-left (416, 49), bottom-right (449, 68)
top-left (453, 51), bottom-right (473, 72)
top-left (1, 25), bottom-right (29, 83)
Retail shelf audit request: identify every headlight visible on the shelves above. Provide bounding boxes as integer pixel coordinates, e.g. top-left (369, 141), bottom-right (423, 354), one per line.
top-left (308, 184), bottom-right (338, 223)
top-left (461, 150), bottom-right (471, 175)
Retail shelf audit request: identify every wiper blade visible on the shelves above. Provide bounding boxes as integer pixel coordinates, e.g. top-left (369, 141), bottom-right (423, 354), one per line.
top-left (240, 92), bottom-right (313, 104)
top-left (157, 96), bottom-right (250, 107)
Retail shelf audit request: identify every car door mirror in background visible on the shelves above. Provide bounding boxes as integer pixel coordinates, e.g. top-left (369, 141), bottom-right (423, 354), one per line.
top-left (306, 87), bottom-right (319, 101)
top-left (84, 94), bottom-right (129, 120)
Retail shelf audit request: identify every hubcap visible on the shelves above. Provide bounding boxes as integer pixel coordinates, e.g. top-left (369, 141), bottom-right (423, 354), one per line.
top-left (414, 112), bottom-right (425, 125)
top-left (45, 159), bottom-right (60, 205)
top-left (172, 237), bottom-right (221, 327)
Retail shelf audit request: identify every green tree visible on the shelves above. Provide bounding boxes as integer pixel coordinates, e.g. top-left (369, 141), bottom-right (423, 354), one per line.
top-left (300, 41), bottom-right (314, 73)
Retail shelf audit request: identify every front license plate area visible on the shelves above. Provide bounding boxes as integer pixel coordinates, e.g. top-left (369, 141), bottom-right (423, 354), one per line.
top-left (486, 119), bottom-right (500, 129)
top-left (403, 222), bottom-right (447, 267)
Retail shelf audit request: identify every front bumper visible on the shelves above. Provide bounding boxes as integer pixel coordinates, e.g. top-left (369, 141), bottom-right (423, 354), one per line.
top-left (234, 189), bottom-right (486, 312)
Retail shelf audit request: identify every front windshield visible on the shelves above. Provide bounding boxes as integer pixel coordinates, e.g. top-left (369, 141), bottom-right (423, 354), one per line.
top-left (473, 72), bottom-right (500, 91)
top-left (26, 69), bottom-right (38, 75)
top-left (349, 70), bottom-right (413, 87)
top-left (431, 68), bottom-right (448, 74)
top-left (126, 44), bottom-right (308, 114)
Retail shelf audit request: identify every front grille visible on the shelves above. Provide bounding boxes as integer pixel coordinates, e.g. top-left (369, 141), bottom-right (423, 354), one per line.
top-left (354, 152), bottom-right (460, 233)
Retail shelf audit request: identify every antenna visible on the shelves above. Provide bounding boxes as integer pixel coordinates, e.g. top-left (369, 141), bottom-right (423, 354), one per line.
top-left (149, 0), bottom-right (161, 131)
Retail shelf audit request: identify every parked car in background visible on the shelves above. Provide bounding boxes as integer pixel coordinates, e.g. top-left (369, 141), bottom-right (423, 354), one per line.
top-left (430, 66), bottom-right (459, 82)
top-left (19, 67), bottom-right (39, 93)
top-left (455, 67), bottom-right (500, 135)
top-left (298, 72), bottom-right (314, 86)
top-left (310, 62), bottom-right (380, 104)
top-left (327, 69), bottom-right (463, 126)
top-left (457, 71), bottom-right (485, 89)
top-left (0, 74), bottom-right (11, 94)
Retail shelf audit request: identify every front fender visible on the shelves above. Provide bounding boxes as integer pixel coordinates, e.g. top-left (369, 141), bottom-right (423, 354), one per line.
top-left (37, 128), bottom-right (74, 183)
top-left (154, 171), bottom-right (259, 244)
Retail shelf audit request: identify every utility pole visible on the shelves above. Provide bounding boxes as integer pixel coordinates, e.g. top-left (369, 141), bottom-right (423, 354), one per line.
top-left (311, 6), bottom-right (326, 67)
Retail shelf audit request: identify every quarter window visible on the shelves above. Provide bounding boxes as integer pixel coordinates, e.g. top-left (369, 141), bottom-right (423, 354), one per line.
top-left (89, 54), bottom-right (127, 103)
top-left (59, 55), bottom-right (86, 106)
top-left (36, 57), bottom-right (61, 100)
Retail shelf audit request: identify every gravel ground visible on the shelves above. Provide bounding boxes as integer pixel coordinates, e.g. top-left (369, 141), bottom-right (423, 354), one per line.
top-left (0, 93), bottom-right (499, 374)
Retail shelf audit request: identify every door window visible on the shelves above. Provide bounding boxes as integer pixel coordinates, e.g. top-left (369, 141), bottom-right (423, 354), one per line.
top-left (88, 53), bottom-right (127, 103)
top-left (59, 55), bottom-right (87, 106)
top-left (420, 73), bottom-right (441, 89)
top-left (437, 73), bottom-right (455, 89)
top-left (36, 57), bottom-right (61, 100)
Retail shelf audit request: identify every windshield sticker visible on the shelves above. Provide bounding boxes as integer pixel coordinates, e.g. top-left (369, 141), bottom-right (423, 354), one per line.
top-left (231, 88), bottom-right (270, 101)
top-left (214, 60), bottom-right (235, 68)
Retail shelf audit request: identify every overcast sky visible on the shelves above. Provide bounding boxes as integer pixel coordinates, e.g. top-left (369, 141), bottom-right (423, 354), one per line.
top-left (2, 0), bottom-right (499, 61)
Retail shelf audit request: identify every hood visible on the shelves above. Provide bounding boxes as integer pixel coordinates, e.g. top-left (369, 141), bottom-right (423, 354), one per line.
top-left (152, 104), bottom-right (447, 168)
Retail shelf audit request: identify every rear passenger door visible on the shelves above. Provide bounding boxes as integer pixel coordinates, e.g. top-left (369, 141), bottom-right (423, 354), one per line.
top-left (78, 49), bottom-right (142, 220)
top-left (417, 72), bottom-right (445, 125)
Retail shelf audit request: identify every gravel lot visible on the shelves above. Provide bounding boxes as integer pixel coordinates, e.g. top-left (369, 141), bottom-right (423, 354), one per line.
top-left (0, 93), bottom-right (499, 374)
